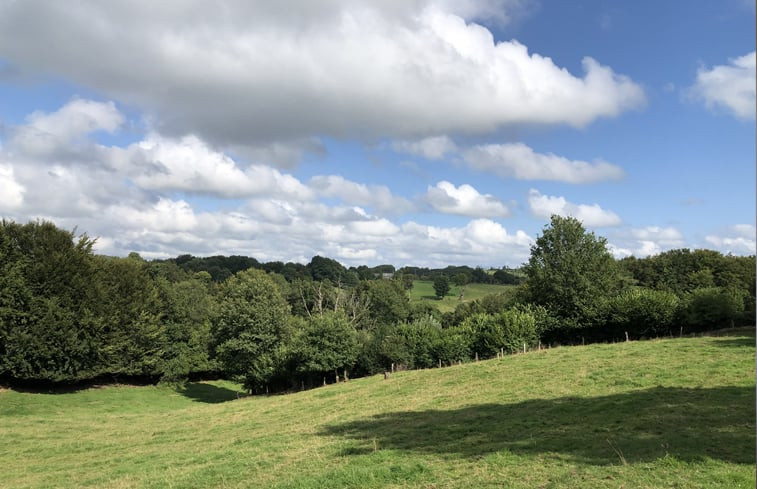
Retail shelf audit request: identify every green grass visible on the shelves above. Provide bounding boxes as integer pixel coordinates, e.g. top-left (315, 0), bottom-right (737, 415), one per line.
top-left (1, 332), bottom-right (754, 488)
top-left (409, 280), bottom-right (512, 313)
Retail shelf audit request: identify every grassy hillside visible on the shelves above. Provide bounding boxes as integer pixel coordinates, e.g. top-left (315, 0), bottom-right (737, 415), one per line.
top-left (1, 332), bottom-right (754, 488)
top-left (409, 280), bottom-right (513, 313)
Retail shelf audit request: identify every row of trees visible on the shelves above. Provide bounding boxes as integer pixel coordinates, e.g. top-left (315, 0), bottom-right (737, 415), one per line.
top-left (0, 217), bottom-right (753, 391)
top-left (170, 253), bottom-right (523, 287)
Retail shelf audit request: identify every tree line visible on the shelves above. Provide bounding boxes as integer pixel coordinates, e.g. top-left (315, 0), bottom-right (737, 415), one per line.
top-left (0, 217), bottom-right (753, 391)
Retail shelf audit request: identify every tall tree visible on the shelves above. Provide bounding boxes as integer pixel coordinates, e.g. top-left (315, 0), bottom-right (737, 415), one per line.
top-left (211, 269), bottom-right (292, 392)
top-left (0, 220), bottom-right (102, 381)
top-left (524, 215), bottom-right (621, 324)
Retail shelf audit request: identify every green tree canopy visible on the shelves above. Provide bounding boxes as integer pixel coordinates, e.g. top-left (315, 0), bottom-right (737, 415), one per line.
top-left (211, 269), bottom-right (292, 392)
top-left (433, 275), bottom-right (450, 299)
top-left (292, 312), bottom-right (358, 381)
top-left (524, 215), bottom-right (622, 323)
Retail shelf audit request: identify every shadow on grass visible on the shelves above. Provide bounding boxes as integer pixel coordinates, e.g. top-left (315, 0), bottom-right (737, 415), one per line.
top-left (175, 382), bottom-right (244, 403)
top-left (709, 337), bottom-right (755, 348)
top-left (322, 386), bottom-right (754, 465)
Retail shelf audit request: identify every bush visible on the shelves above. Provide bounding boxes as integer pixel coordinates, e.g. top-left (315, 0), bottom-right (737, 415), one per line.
top-left (680, 287), bottom-right (746, 332)
top-left (381, 316), bottom-right (442, 370)
top-left (602, 288), bottom-right (680, 340)
top-left (433, 326), bottom-right (472, 364)
top-left (460, 309), bottom-right (539, 357)
top-left (497, 309), bottom-right (539, 354)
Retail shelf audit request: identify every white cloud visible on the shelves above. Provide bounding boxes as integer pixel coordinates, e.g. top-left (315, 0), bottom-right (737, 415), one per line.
top-left (0, 99), bottom-right (569, 268)
top-left (608, 226), bottom-right (685, 258)
top-left (122, 134), bottom-right (314, 199)
top-left (527, 189), bottom-right (621, 227)
top-left (692, 51), bottom-right (756, 119)
top-left (0, 164), bottom-right (25, 211)
top-left (391, 135), bottom-right (458, 160)
top-left (705, 224), bottom-right (756, 254)
top-left (308, 175), bottom-right (414, 214)
top-left (11, 99), bottom-right (124, 158)
top-left (106, 198), bottom-right (199, 233)
top-left (463, 143), bottom-right (624, 183)
top-left (0, 1), bottom-right (644, 151)
top-left (731, 224), bottom-right (756, 238)
top-left (425, 181), bottom-right (510, 217)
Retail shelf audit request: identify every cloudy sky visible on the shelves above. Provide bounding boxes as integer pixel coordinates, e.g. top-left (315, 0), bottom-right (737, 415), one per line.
top-left (0, 0), bottom-right (754, 267)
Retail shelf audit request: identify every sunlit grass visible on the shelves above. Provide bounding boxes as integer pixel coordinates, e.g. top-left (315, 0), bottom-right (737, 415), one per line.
top-left (1, 332), bottom-right (753, 488)
top-left (409, 280), bottom-right (513, 313)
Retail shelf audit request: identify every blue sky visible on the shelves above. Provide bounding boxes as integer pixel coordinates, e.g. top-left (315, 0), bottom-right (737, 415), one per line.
top-left (0, 0), bottom-right (754, 267)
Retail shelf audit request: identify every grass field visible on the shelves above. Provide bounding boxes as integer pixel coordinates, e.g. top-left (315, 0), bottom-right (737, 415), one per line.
top-left (409, 280), bottom-right (513, 313)
top-left (1, 331), bottom-right (754, 488)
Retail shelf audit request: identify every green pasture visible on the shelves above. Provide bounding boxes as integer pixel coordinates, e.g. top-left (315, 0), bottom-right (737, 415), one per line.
top-left (409, 280), bottom-right (513, 313)
top-left (1, 331), bottom-right (754, 488)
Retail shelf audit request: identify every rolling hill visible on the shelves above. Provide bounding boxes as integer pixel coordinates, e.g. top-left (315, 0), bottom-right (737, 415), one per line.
top-left (1, 330), bottom-right (754, 488)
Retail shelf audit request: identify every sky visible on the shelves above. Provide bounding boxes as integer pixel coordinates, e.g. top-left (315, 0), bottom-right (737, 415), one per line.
top-left (0, 0), bottom-right (754, 268)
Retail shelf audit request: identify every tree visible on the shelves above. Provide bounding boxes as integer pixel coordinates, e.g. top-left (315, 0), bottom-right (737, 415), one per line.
top-left (211, 269), bottom-right (292, 392)
top-left (433, 275), bottom-right (450, 299)
top-left (0, 220), bottom-right (104, 381)
top-left (356, 279), bottom-right (410, 327)
top-left (524, 215), bottom-right (621, 325)
top-left (292, 312), bottom-right (358, 383)
top-left (307, 255), bottom-right (347, 283)
top-left (452, 272), bottom-right (470, 287)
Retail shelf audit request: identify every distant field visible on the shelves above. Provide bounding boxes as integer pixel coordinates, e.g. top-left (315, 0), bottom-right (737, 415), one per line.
top-left (410, 280), bottom-right (513, 313)
top-left (1, 331), bottom-right (754, 488)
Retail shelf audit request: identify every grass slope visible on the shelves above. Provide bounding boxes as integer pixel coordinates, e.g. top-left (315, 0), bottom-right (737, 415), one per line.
top-left (409, 281), bottom-right (512, 313)
top-left (1, 332), bottom-right (754, 488)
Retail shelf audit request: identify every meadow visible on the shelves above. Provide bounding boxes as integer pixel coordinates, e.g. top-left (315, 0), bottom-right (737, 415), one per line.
top-left (1, 330), bottom-right (754, 488)
top-left (409, 280), bottom-right (513, 313)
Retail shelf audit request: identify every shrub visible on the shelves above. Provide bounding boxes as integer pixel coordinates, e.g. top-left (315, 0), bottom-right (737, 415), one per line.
top-left (680, 287), bottom-right (746, 332)
top-left (433, 326), bottom-right (472, 364)
top-left (497, 309), bottom-right (539, 354)
top-left (603, 288), bottom-right (680, 340)
top-left (460, 309), bottom-right (539, 357)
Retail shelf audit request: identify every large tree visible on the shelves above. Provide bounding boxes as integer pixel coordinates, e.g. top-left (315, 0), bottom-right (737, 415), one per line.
top-left (292, 312), bottom-right (358, 383)
top-left (211, 269), bottom-right (292, 392)
top-left (524, 215), bottom-right (622, 324)
top-left (0, 220), bottom-right (103, 381)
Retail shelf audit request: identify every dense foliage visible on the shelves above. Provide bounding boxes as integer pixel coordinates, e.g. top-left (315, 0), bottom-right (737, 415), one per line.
top-left (0, 218), bottom-right (753, 391)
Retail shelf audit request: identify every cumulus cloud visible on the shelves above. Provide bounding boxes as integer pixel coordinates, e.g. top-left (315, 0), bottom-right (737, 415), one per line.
top-left (1, 98), bottom-right (536, 267)
top-left (705, 224), bottom-right (756, 254)
top-left (397, 218), bottom-right (533, 264)
top-left (608, 226), bottom-right (685, 258)
top-left (10, 99), bottom-right (124, 162)
top-left (391, 135), bottom-right (458, 160)
top-left (463, 143), bottom-right (624, 183)
top-left (425, 181), bottom-right (510, 217)
top-left (527, 189), bottom-right (621, 226)
top-left (308, 175), bottom-right (414, 214)
top-left (0, 164), bottom-right (25, 211)
top-left (0, 1), bottom-right (644, 152)
top-left (120, 134), bottom-right (315, 199)
top-left (692, 51), bottom-right (756, 119)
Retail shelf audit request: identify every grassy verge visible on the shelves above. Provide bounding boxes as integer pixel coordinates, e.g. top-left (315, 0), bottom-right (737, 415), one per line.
top-left (0, 333), bottom-right (754, 488)
top-left (409, 280), bottom-right (513, 313)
